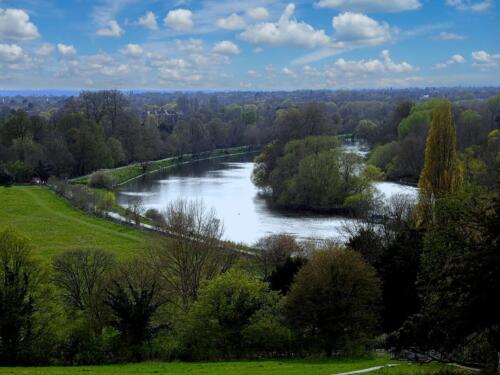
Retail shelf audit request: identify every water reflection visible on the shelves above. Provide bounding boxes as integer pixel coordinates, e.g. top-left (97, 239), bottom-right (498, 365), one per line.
top-left (116, 153), bottom-right (417, 245)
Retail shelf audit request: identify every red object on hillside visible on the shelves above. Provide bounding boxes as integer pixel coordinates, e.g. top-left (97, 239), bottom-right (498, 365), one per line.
top-left (31, 177), bottom-right (42, 184)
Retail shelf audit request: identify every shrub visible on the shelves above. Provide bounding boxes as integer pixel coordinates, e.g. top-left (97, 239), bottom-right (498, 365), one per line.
top-left (88, 171), bottom-right (114, 189)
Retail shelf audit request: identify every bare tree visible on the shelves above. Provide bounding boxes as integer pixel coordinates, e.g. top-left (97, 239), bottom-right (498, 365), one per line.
top-left (148, 199), bottom-right (234, 311)
top-left (255, 234), bottom-right (302, 279)
top-left (52, 249), bottom-right (115, 333)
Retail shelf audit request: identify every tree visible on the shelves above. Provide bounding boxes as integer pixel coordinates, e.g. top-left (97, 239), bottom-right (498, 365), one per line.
top-left (399, 188), bottom-right (500, 371)
top-left (0, 228), bottom-right (37, 364)
top-left (148, 199), bottom-right (234, 312)
top-left (417, 101), bottom-right (462, 223)
top-left (255, 234), bottom-right (301, 279)
top-left (286, 247), bottom-right (381, 355)
top-left (105, 258), bottom-right (164, 360)
top-left (182, 270), bottom-right (289, 359)
top-left (52, 249), bottom-right (115, 333)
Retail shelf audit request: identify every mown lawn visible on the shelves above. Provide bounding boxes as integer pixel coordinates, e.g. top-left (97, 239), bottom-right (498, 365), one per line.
top-left (0, 357), bottom-right (465, 375)
top-left (0, 185), bottom-right (156, 259)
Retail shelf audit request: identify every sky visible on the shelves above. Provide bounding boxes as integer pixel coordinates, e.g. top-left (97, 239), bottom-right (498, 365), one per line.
top-left (0, 0), bottom-right (499, 90)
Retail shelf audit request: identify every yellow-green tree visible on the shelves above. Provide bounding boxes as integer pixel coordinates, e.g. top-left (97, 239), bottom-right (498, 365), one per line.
top-left (418, 101), bottom-right (462, 223)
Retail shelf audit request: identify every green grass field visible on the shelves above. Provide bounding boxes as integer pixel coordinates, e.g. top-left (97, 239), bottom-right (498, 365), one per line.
top-left (0, 185), bottom-right (155, 259)
top-left (0, 357), bottom-right (465, 375)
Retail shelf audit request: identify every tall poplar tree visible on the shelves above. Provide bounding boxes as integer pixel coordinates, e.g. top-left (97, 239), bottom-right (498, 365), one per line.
top-left (418, 101), bottom-right (462, 224)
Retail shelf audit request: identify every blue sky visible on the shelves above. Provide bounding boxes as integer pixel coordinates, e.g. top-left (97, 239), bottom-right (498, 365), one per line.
top-left (0, 0), bottom-right (499, 90)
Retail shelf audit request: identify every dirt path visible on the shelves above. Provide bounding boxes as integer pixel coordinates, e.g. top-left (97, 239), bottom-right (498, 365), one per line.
top-left (332, 364), bottom-right (399, 375)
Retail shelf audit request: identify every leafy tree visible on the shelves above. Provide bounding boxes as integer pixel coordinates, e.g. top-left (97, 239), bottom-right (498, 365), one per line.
top-left (286, 247), bottom-right (381, 355)
top-left (182, 270), bottom-right (290, 359)
top-left (398, 188), bottom-right (500, 370)
top-left (0, 229), bottom-right (37, 364)
top-left (418, 101), bottom-right (462, 223)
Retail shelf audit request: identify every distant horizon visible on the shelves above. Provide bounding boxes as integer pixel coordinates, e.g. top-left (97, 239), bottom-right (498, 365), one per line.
top-left (2, 85), bottom-right (500, 97)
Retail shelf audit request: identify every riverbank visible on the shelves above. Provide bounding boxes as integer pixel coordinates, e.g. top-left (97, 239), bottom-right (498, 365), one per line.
top-left (72, 146), bottom-right (261, 187)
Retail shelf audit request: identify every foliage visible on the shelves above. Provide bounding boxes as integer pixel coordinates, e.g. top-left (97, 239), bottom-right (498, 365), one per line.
top-left (181, 270), bottom-right (290, 359)
top-left (418, 101), bottom-right (463, 223)
top-left (254, 136), bottom-right (375, 212)
top-left (286, 247), bottom-right (382, 355)
top-left (88, 171), bottom-right (115, 189)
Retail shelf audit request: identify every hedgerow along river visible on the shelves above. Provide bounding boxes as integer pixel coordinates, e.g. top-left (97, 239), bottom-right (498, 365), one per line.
top-left (116, 145), bottom-right (417, 245)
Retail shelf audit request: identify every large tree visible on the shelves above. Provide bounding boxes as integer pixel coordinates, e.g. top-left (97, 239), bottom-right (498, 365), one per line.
top-left (417, 101), bottom-right (462, 223)
top-left (286, 247), bottom-right (381, 355)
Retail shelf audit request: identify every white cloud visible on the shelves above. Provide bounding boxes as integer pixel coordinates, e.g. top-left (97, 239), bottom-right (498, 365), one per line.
top-left (332, 12), bottom-right (394, 46)
top-left (446, 0), bottom-right (492, 12)
top-left (450, 54), bottom-right (466, 64)
top-left (332, 50), bottom-right (414, 75)
top-left (247, 7), bottom-right (270, 20)
top-left (164, 9), bottom-right (193, 32)
top-left (176, 38), bottom-right (204, 52)
top-left (57, 43), bottom-right (77, 58)
top-left (0, 43), bottom-right (24, 63)
top-left (213, 40), bottom-right (241, 55)
top-left (96, 20), bottom-right (124, 37)
top-left (247, 69), bottom-right (258, 76)
top-left (282, 67), bottom-right (297, 77)
top-left (472, 50), bottom-right (500, 68)
top-left (434, 31), bottom-right (466, 40)
top-left (120, 43), bottom-right (143, 58)
top-left (216, 13), bottom-right (246, 30)
top-left (240, 4), bottom-right (330, 48)
top-left (0, 8), bottom-right (40, 41)
top-left (434, 53), bottom-right (466, 69)
top-left (35, 43), bottom-right (54, 57)
top-left (315, 0), bottom-right (421, 12)
top-left (137, 11), bottom-right (158, 30)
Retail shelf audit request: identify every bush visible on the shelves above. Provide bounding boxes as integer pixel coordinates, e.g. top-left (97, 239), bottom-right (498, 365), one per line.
top-left (88, 171), bottom-right (114, 189)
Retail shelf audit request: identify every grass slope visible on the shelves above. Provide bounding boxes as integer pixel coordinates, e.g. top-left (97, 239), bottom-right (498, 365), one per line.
top-left (0, 186), bottom-right (154, 259)
top-left (0, 358), bottom-right (464, 375)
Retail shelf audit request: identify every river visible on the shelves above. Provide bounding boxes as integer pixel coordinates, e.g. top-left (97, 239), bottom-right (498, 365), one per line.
top-left (116, 147), bottom-right (417, 245)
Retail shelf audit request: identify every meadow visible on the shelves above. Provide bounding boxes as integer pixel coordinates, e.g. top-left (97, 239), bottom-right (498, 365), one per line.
top-left (0, 357), bottom-right (465, 375)
top-left (0, 185), bottom-right (155, 259)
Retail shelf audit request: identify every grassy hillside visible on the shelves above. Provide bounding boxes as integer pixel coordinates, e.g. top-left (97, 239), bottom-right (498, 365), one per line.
top-left (0, 185), bottom-right (155, 259)
top-left (0, 358), bottom-right (464, 375)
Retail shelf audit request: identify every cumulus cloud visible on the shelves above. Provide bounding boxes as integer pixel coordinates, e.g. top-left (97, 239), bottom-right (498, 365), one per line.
top-left (446, 0), bottom-right (492, 12)
top-left (213, 40), bottom-right (241, 55)
top-left (434, 31), bottom-right (466, 40)
top-left (216, 13), bottom-right (246, 30)
top-left (120, 44), bottom-right (143, 58)
top-left (96, 20), bottom-right (124, 37)
top-left (164, 9), bottom-right (193, 32)
top-left (331, 50), bottom-right (414, 75)
top-left (57, 43), bottom-right (77, 58)
top-left (0, 43), bottom-right (25, 63)
top-left (472, 50), bottom-right (500, 68)
top-left (315, 0), bottom-right (421, 12)
top-left (434, 53), bottom-right (466, 69)
top-left (240, 4), bottom-right (330, 48)
top-left (247, 7), bottom-right (270, 20)
top-left (332, 12), bottom-right (395, 46)
top-left (137, 11), bottom-right (158, 30)
top-left (0, 8), bottom-right (40, 41)
top-left (35, 43), bottom-right (54, 57)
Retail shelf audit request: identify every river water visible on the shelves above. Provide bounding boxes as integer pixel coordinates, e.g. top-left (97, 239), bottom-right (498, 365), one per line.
top-left (116, 148), bottom-right (417, 245)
